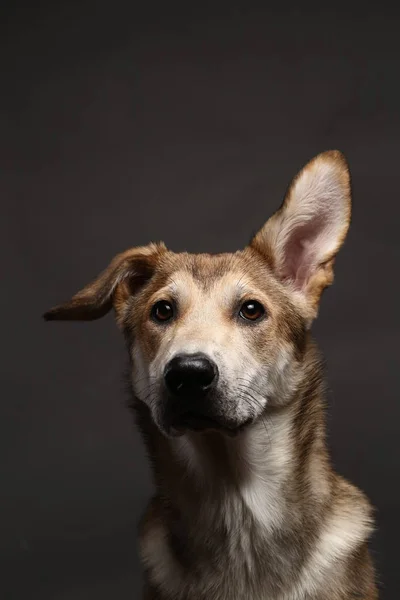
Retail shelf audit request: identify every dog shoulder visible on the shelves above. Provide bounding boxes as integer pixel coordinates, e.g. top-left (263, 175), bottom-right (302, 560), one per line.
top-left (292, 474), bottom-right (376, 600)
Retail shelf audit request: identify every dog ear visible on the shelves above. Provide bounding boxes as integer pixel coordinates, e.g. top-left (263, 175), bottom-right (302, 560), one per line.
top-left (251, 150), bottom-right (351, 319)
top-left (43, 242), bottom-right (167, 322)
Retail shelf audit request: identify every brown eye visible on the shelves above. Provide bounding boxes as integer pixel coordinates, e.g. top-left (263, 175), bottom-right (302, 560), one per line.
top-left (239, 300), bottom-right (265, 322)
top-left (152, 300), bottom-right (174, 323)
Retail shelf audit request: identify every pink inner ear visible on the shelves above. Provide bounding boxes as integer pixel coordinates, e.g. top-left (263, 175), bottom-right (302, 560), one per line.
top-left (280, 213), bottom-right (327, 290)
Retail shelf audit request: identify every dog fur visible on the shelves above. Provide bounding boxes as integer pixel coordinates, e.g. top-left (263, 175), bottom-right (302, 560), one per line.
top-left (44, 151), bottom-right (377, 599)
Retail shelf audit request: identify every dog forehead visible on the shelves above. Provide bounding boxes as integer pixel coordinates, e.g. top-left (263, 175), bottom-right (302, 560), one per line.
top-left (161, 258), bottom-right (252, 308)
top-left (172, 269), bottom-right (245, 298)
top-left (161, 250), bottom-right (259, 292)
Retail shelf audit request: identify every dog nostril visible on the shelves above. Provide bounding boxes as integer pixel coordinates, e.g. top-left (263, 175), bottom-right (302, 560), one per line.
top-left (164, 353), bottom-right (218, 397)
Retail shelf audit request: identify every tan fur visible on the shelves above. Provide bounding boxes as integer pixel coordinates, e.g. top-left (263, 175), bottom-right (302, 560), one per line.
top-left (44, 151), bottom-right (378, 599)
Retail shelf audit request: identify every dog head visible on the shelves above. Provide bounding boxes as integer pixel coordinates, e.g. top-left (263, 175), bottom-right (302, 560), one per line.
top-left (44, 151), bottom-right (351, 437)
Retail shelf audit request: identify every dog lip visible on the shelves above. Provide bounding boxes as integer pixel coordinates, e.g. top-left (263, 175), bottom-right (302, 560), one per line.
top-left (172, 411), bottom-right (252, 435)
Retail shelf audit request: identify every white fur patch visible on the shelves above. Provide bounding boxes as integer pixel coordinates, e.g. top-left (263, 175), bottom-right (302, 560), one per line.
top-left (238, 413), bottom-right (294, 533)
top-left (285, 488), bottom-right (373, 599)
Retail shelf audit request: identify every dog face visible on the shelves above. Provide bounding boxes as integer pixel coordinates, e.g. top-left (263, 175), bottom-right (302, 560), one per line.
top-left (44, 151), bottom-right (351, 437)
top-left (123, 249), bottom-right (308, 436)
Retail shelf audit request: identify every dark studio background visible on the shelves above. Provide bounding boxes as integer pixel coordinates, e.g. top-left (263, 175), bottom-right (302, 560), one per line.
top-left (2, 2), bottom-right (400, 598)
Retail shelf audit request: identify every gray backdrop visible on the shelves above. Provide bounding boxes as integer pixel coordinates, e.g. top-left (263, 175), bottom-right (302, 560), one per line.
top-left (2, 3), bottom-right (399, 598)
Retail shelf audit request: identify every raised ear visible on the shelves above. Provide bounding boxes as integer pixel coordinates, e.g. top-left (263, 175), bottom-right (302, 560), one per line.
top-left (43, 242), bottom-right (167, 322)
top-left (250, 150), bottom-right (351, 320)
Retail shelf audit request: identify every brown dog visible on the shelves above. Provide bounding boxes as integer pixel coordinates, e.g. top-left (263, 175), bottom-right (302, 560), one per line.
top-left (45, 151), bottom-right (377, 599)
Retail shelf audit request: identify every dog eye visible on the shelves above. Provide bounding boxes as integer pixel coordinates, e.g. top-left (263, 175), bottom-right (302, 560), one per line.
top-left (152, 300), bottom-right (174, 323)
top-left (239, 300), bottom-right (265, 322)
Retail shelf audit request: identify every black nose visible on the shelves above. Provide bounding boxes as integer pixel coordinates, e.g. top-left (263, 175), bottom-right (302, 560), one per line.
top-left (164, 353), bottom-right (218, 398)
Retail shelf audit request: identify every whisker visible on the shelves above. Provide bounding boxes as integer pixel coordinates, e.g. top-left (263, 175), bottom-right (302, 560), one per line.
top-left (132, 374), bottom-right (158, 386)
top-left (236, 376), bottom-right (265, 397)
top-left (133, 382), bottom-right (160, 403)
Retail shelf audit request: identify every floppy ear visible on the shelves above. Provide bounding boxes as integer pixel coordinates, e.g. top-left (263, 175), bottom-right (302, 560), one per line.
top-left (43, 242), bottom-right (167, 322)
top-left (251, 150), bottom-right (351, 321)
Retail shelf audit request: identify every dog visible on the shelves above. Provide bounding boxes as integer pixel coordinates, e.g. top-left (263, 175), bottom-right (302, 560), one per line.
top-left (44, 150), bottom-right (377, 599)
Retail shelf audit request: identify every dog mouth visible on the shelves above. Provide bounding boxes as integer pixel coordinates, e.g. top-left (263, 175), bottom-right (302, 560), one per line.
top-left (169, 411), bottom-right (252, 437)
